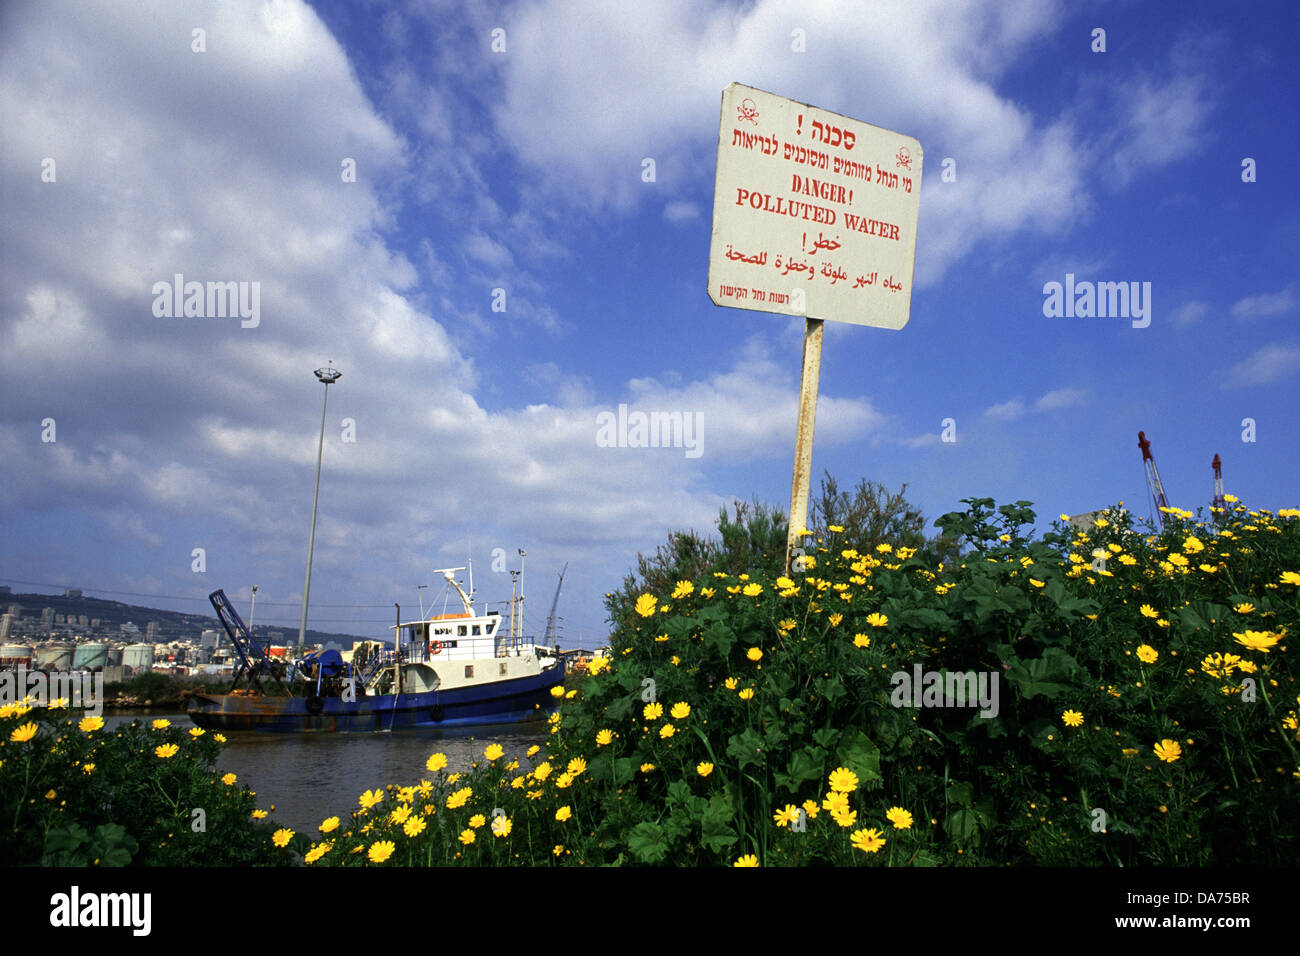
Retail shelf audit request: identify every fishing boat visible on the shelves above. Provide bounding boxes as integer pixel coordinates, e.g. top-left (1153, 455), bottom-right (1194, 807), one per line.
top-left (187, 568), bottom-right (565, 733)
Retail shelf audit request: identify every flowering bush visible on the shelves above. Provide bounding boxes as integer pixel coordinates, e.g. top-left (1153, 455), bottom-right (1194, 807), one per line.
top-left (0, 709), bottom-right (283, 865)
top-left (299, 497), bottom-right (1297, 866)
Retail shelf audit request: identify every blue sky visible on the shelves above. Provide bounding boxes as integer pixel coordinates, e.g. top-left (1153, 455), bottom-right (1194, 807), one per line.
top-left (2, 0), bottom-right (1297, 647)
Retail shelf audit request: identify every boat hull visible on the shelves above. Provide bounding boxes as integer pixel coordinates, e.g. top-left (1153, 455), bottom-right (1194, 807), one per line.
top-left (187, 663), bottom-right (564, 733)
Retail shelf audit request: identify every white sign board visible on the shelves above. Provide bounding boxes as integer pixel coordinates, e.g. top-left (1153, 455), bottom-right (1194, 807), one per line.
top-left (708, 83), bottom-right (923, 330)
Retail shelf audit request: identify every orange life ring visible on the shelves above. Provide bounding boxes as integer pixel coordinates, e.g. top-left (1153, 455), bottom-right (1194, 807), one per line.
top-left (429, 640), bottom-right (443, 656)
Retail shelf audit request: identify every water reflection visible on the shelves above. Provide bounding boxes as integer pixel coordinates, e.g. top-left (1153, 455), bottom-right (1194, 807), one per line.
top-left (105, 712), bottom-right (547, 834)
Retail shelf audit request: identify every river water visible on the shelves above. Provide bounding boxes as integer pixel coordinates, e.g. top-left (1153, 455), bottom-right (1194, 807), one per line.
top-left (105, 712), bottom-right (547, 835)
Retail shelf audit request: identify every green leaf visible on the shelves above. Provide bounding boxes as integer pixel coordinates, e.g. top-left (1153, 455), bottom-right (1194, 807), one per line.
top-left (835, 728), bottom-right (882, 788)
top-left (627, 822), bottom-right (668, 864)
top-left (725, 728), bottom-right (766, 771)
top-left (700, 796), bottom-right (739, 853)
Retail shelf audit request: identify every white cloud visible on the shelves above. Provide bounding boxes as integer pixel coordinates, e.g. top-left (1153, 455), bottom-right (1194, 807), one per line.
top-left (1221, 343), bottom-right (1300, 389)
top-left (1171, 300), bottom-right (1210, 327)
top-left (1035, 388), bottom-right (1087, 411)
top-left (1231, 288), bottom-right (1294, 321)
top-left (663, 201), bottom-right (700, 223)
top-left (984, 399), bottom-right (1026, 420)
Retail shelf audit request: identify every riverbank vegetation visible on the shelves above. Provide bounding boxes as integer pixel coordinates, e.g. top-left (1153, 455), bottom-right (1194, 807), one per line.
top-left (4, 483), bottom-right (1295, 865)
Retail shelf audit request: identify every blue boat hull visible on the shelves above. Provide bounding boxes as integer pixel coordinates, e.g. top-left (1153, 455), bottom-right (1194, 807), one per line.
top-left (187, 664), bottom-right (565, 733)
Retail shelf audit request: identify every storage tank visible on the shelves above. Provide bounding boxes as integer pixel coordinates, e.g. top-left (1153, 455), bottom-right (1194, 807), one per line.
top-left (72, 642), bottom-right (108, 670)
top-left (0, 644), bottom-right (34, 667)
top-left (122, 643), bottom-right (154, 672)
top-left (106, 647), bottom-right (123, 667)
top-left (35, 642), bottom-right (74, 669)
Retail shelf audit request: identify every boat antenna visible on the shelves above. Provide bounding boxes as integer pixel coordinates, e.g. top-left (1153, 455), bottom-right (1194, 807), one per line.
top-left (518, 549), bottom-right (526, 643)
top-left (417, 584), bottom-right (428, 620)
top-left (468, 539), bottom-right (474, 609)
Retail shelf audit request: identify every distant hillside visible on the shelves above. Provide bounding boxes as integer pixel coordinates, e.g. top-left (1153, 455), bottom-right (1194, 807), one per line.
top-left (0, 589), bottom-right (372, 648)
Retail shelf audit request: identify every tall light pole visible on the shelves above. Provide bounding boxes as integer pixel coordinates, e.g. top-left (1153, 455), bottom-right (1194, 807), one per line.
top-left (298, 363), bottom-right (341, 651)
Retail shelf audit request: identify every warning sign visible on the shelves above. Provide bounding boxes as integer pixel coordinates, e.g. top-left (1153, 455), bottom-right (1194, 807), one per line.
top-left (707, 83), bottom-right (923, 330)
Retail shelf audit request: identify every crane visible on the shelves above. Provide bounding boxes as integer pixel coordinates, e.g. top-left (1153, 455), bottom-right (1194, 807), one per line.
top-left (1137, 431), bottom-right (1171, 529)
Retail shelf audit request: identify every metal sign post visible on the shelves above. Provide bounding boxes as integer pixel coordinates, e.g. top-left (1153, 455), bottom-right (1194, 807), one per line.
top-left (787, 318), bottom-right (823, 572)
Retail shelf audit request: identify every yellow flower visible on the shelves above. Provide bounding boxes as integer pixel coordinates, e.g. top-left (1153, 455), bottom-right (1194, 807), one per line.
top-left (700, 587), bottom-right (716, 598)
top-left (1279, 571), bottom-right (1300, 586)
top-left (252, 809), bottom-right (268, 819)
top-left (446, 787), bottom-right (473, 810)
top-left (319, 816), bottom-right (340, 833)
top-left (222, 772), bottom-right (237, 786)
top-left (469, 814), bottom-right (486, 828)
top-left (885, 807), bottom-right (913, 830)
top-left (643, 702), bottom-right (663, 720)
top-left (659, 723), bottom-right (676, 739)
top-left (876, 543), bottom-right (892, 553)
top-left (587, 656), bottom-right (609, 676)
top-left (388, 805), bottom-right (412, 825)
top-left (634, 594), bottom-right (658, 617)
top-left (151, 719), bottom-right (171, 730)
top-left (1234, 603), bottom-right (1255, 614)
top-left (45, 789), bottom-right (57, 800)
top-left (555, 772), bottom-right (574, 789)
top-left (404, 817), bottom-right (426, 838)
top-left (78, 716), bottom-right (104, 733)
top-left (672, 580), bottom-right (694, 599)
top-left (368, 840), bottom-right (395, 863)
top-left (696, 761), bottom-right (714, 777)
top-left (831, 808), bottom-right (858, 828)
top-left (596, 728), bottom-right (613, 746)
top-left (550, 685), bottom-right (565, 698)
top-left (737, 688), bottom-right (754, 700)
top-left (1029, 577), bottom-right (1046, 588)
top-left (1062, 710), bottom-right (1084, 727)
top-left (567, 756), bottom-right (587, 776)
top-left (1139, 604), bottom-right (1159, 619)
top-left (746, 647), bottom-right (762, 662)
top-left (9, 722), bottom-right (38, 743)
top-left (828, 767), bottom-right (859, 793)
top-left (189, 727), bottom-right (205, 738)
top-left (828, 613), bottom-right (843, 626)
top-left (360, 789), bottom-right (384, 809)
top-left (1136, 645), bottom-right (1158, 664)
top-left (526, 745), bottom-right (540, 757)
top-left (553, 844), bottom-right (565, 857)
top-left (555, 806), bottom-right (572, 822)
top-left (777, 618), bottom-right (797, 633)
top-left (733, 854), bottom-right (759, 867)
top-left (865, 612), bottom-right (888, 628)
top-left (724, 677), bottom-right (738, 690)
top-left (272, 828), bottom-right (294, 848)
top-left (491, 815), bottom-right (512, 838)
top-left (851, 828), bottom-right (887, 853)
top-left (670, 701), bottom-right (691, 720)
top-left (1234, 630), bottom-right (1281, 653)
top-left (155, 743), bottom-right (179, 759)
top-left (853, 633), bottom-right (870, 648)
top-left (426, 752), bottom-right (448, 773)
top-left (213, 733), bottom-right (226, 743)
top-left (742, 583), bottom-right (763, 597)
top-left (484, 743), bottom-right (504, 762)
top-left (458, 828), bottom-right (476, 845)
top-left (81, 763), bottom-right (95, 775)
top-left (773, 804), bottom-right (800, 827)
top-left (640, 763), bottom-right (655, 773)
top-left (823, 791), bottom-right (849, 814)
top-left (1153, 739), bottom-right (1182, 763)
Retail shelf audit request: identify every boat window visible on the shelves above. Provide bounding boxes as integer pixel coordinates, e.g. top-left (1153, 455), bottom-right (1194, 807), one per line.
top-left (499, 663), bottom-right (508, 676)
top-left (464, 665), bottom-right (474, 678)
top-left (472, 625), bottom-right (481, 636)
top-left (458, 625), bottom-right (468, 637)
top-left (486, 621), bottom-right (496, 633)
